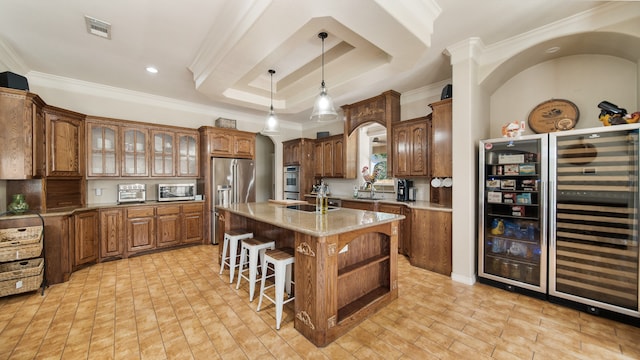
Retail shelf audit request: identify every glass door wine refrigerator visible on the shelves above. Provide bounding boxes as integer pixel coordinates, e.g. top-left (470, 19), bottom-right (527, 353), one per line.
top-left (478, 135), bottom-right (548, 296)
top-left (549, 124), bottom-right (639, 318)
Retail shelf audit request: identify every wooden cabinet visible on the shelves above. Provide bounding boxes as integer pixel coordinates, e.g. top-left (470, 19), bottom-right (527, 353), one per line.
top-left (121, 127), bottom-right (149, 177)
top-left (43, 106), bottom-right (84, 177)
top-left (314, 134), bottom-right (345, 178)
top-left (0, 88), bottom-right (45, 179)
top-left (73, 210), bottom-right (99, 268)
top-left (182, 203), bottom-right (204, 244)
top-left (392, 117), bottom-right (429, 177)
top-left (429, 99), bottom-right (452, 206)
top-left (151, 130), bottom-right (175, 177)
top-left (429, 98), bottom-right (452, 178)
top-left (87, 122), bottom-right (119, 177)
top-left (341, 199), bottom-right (374, 211)
top-left (100, 208), bottom-right (124, 260)
top-left (203, 127), bottom-right (256, 159)
top-left (177, 132), bottom-right (199, 177)
top-left (126, 206), bottom-right (156, 254)
top-left (378, 203), bottom-right (411, 256)
top-left (156, 205), bottom-right (181, 248)
top-left (409, 208), bottom-right (451, 275)
top-left (283, 138), bottom-right (315, 194)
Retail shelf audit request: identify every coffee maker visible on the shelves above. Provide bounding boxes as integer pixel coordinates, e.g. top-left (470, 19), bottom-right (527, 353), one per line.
top-left (397, 179), bottom-right (413, 201)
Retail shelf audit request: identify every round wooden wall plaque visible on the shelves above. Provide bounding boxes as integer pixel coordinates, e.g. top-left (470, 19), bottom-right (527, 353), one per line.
top-left (527, 99), bottom-right (579, 133)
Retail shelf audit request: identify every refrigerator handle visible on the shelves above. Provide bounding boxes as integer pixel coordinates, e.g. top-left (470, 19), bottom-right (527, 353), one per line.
top-left (232, 159), bottom-right (239, 204)
top-left (543, 181), bottom-right (556, 249)
top-left (544, 180), bottom-right (553, 249)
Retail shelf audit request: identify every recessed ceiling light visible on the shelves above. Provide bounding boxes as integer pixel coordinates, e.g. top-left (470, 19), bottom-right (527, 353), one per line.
top-left (146, 66), bottom-right (158, 74)
top-left (545, 46), bottom-right (561, 54)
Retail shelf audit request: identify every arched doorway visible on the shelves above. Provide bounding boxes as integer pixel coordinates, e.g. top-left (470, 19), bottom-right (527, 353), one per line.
top-left (255, 133), bottom-right (275, 201)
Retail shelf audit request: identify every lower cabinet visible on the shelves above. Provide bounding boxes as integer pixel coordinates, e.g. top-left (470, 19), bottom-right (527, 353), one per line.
top-left (183, 203), bottom-right (204, 244)
top-left (126, 206), bottom-right (156, 254)
top-left (100, 208), bottom-right (125, 260)
top-left (410, 208), bottom-right (452, 275)
top-left (73, 210), bottom-right (99, 269)
top-left (156, 205), bottom-right (181, 248)
top-left (378, 203), bottom-right (411, 257)
top-left (100, 202), bottom-right (204, 258)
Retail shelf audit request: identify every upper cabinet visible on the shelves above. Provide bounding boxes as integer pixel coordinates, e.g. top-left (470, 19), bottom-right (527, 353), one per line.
top-left (87, 122), bottom-right (119, 177)
top-left (0, 88), bottom-right (45, 179)
top-left (200, 126), bottom-right (255, 159)
top-left (151, 130), bottom-right (175, 177)
top-left (121, 127), bottom-right (149, 177)
top-left (392, 117), bottom-right (429, 177)
top-left (314, 135), bottom-right (344, 178)
top-left (177, 132), bottom-right (199, 177)
top-left (86, 116), bottom-right (198, 179)
top-left (283, 138), bottom-right (306, 166)
top-left (429, 98), bottom-right (452, 178)
top-left (43, 105), bottom-right (84, 177)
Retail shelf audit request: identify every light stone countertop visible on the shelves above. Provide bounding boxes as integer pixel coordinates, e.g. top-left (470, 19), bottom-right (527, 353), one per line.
top-left (217, 202), bottom-right (405, 237)
top-left (304, 194), bottom-right (452, 212)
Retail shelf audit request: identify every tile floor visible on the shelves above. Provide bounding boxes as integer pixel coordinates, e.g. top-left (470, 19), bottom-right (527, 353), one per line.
top-left (1, 244), bottom-right (640, 359)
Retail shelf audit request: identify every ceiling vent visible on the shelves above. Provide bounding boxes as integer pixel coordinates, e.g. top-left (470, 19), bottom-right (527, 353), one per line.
top-left (85, 15), bottom-right (111, 39)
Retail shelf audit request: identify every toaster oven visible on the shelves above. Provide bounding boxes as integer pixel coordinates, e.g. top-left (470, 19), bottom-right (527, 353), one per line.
top-left (158, 183), bottom-right (196, 202)
top-left (117, 183), bottom-right (146, 204)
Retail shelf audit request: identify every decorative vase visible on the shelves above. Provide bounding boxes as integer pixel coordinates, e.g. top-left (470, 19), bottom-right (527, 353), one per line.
top-left (8, 194), bottom-right (29, 214)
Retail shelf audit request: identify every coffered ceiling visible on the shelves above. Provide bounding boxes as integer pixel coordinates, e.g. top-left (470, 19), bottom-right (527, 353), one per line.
top-left (0, 0), bottom-right (617, 123)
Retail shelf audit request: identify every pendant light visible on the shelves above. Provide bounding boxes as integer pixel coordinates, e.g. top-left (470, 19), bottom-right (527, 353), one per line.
top-left (261, 69), bottom-right (279, 134)
top-left (310, 32), bottom-right (338, 122)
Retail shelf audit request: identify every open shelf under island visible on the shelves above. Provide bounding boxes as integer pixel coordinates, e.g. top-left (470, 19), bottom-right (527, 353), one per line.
top-left (215, 202), bottom-right (404, 347)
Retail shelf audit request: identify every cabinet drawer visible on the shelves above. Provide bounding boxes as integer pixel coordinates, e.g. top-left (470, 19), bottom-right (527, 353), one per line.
top-left (156, 205), bottom-right (181, 215)
top-left (182, 203), bottom-right (203, 213)
top-left (378, 204), bottom-right (402, 214)
top-left (127, 207), bottom-right (155, 218)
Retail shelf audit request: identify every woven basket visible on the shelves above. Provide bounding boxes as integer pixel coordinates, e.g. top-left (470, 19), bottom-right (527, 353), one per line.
top-left (0, 258), bottom-right (44, 297)
top-left (0, 226), bottom-right (43, 262)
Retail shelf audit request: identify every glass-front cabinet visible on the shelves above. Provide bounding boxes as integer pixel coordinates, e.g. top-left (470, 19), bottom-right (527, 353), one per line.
top-left (88, 123), bottom-right (118, 177)
top-left (478, 135), bottom-right (548, 294)
top-left (152, 130), bottom-right (175, 177)
top-left (122, 127), bottom-right (149, 177)
top-left (177, 133), bottom-right (199, 177)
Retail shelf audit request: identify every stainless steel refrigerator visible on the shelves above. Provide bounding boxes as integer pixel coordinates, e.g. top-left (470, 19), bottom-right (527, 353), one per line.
top-left (549, 124), bottom-right (639, 319)
top-left (478, 134), bottom-right (548, 297)
top-left (211, 158), bottom-right (255, 244)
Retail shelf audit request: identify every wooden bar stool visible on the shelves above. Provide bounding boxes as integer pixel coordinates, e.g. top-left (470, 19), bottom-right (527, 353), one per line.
top-left (235, 236), bottom-right (275, 301)
top-left (219, 229), bottom-right (253, 283)
top-left (256, 247), bottom-right (295, 330)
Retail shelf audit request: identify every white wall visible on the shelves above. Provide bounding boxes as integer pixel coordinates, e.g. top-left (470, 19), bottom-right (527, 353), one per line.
top-left (490, 54), bottom-right (638, 139)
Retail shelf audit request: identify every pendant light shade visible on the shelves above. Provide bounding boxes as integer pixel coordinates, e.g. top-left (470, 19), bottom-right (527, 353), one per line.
top-left (310, 32), bottom-right (338, 122)
top-left (261, 69), bottom-right (279, 134)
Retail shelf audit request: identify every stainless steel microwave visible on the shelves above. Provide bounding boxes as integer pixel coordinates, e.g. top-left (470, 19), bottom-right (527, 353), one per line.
top-left (158, 183), bottom-right (196, 202)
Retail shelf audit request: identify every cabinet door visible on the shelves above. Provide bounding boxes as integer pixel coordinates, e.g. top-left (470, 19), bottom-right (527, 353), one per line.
top-left (87, 123), bottom-right (119, 177)
top-left (183, 203), bottom-right (204, 244)
top-left (122, 127), bottom-right (149, 177)
top-left (74, 210), bottom-right (99, 267)
top-left (234, 134), bottom-right (255, 159)
top-left (100, 208), bottom-right (124, 259)
top-left (45, 108), bottom-right (83, 177)
top-left (314, 142), bottom-right (324, 177)
top-left (322, 141), bottom-right (333, 177)
top-left (393, 125), bottom-right (410, 177)
top-left (409, 123), bottom-right (428, 176)
top-left (410, 209), bottom-right (451, 275)
top-left (209, 132), bottom-right (234, 156)
top-left (283, 140), bottom-right (301, 165)
top-left (151, 130), bottom-right (175, 176)
top-left (333, 137), bottom-right (344, 177)
top-left (157, 205), bottom-right (181, 248)
top-left (177, 132), bottom-right (199, 177)
top-left (430, 99), bottom-right (452, 177)
top-left (126, 207), bottom-right (156, 253)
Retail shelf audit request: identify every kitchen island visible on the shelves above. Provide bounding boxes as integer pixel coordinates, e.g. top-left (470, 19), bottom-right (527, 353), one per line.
top-left (216, 202), bottom-right (404, 347)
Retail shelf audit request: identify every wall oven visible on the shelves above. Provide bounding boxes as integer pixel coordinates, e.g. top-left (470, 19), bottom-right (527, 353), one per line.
top-left (284, 166), bottom-right (300, 193)
top-left (284, 166), bottom-right (300, 200)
